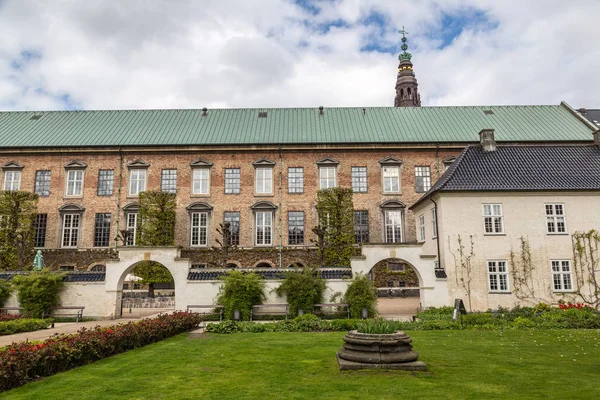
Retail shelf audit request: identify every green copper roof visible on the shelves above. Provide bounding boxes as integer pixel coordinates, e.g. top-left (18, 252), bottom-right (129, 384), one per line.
top-left (0, 104), bottom-right (594, 148)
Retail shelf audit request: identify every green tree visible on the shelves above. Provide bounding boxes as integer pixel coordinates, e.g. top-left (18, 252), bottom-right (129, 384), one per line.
top-left (0, 191), bottom-right (39, 270)
top-left (275, 268), bottom-right (326, 316)
top-left (314, 187), bottom-right (355, 267)
top-left (137, 191), bottom-right (176, 246)
top-left (217, 270), bottom-right (265, 320)
top-left (0, 279), bottom-right (12, 307)
top-left (12, 271), bottom-right (65, 318)
top-left (344, 273), bottom-right (378, 318)
top-left (133, 261), bottom-right (173, 298)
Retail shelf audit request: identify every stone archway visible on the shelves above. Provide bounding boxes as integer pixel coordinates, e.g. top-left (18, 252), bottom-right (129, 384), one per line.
top-left (105, 247), bottom-right (190, 318)
top-left (350, 244), bottom-right (449, 309)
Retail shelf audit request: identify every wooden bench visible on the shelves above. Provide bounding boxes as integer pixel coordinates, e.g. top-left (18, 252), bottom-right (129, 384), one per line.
top-left (43, 306), bottom-right (85, 324)
top-left (251, 303), bottom-right (289, 321)
top-left (186, 304), bottom-right (224, 322)
top-left (313, 303), bottom-right (350, 319)
top-left (0, 307), bottom-right (25, 315)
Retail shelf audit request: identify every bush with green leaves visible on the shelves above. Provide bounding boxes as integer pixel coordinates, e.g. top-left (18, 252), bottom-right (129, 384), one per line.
top-left (0, 318), bottom-right (51, 335)
top-left (12, 271), bottom-right (65, 318)
top-left (217, 270), bottom-right (265, 321)
top-left (0, 279), bottom-right (11, 307)
top-left (343, 273), bottom-right (377, 318)
top-left (275, 268), bottom-right (326, 316)
top-left (356, 318), bottom-right (399, 334)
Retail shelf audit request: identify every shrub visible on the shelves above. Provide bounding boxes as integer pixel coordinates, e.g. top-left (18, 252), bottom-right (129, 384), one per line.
top-left (0, 318), bottom-right (51, 335)
top-left (343, 273), bottom-right (377, 318)
top-left (0, 312), bottom-right (201, 392)
top-left (356, 318), bottom-right (398, 334)
top-left (12, 271), bottom-right (65, 318)
top-left (205, 320), bottom-right (240, 334)
top-left (0, 279), bottom-right (11, 307)
top-left (217, 270), bottom-right (265, 321)
top-left (275, 268), bottom-right (326, 316)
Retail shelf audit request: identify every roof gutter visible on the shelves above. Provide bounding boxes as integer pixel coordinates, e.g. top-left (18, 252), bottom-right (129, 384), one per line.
top-left (430, 196), bottom-right (441, 270)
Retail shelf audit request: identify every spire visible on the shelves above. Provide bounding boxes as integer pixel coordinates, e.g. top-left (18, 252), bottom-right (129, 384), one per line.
top-left (394, 27), bottom-right (421, 107)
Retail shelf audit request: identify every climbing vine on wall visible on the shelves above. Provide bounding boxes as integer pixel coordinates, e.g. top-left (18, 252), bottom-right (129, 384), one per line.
top-left (137, 191), bottom-right (176, 246)
top-left (572, 230), bottom-right (600, 309)
top-left (447, 234), bottom-right (475, 311)
top-left (0, 191), bottom-right (38, 270)
top-left (509, 236), bottom-right (556, 305)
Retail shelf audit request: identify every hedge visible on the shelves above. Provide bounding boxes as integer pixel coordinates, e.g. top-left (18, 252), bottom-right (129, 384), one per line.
top-left (0, 318), bottom-right (51, 336)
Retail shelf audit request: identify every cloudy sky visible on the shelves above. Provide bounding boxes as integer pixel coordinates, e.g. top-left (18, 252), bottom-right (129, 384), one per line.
top-left (0, 0), bottom-right (598, 111)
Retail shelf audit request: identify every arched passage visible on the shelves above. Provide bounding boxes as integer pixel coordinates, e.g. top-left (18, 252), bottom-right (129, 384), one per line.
top-left (118, 260), bottom-right (175, 318)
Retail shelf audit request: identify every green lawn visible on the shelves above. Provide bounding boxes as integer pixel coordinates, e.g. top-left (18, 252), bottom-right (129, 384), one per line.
top-left (2, 329), bottom-right (600, 399)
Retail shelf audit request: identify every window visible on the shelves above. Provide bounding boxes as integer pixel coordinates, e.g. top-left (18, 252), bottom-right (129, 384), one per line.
top-left (546, 204), bottom-right (566, 234)
top-left (225, 168), bottom-right (240, 194)
top-left (255, 211), bottom-right (273, 245)
top-left (190, 263), bottom-right (207, 270)
top-left (62, 213), bottom-right (80, 248)
top-left (431, 208), bottom-right (437, 238)
top-left (94, 213), bottom-right (111, 247)
top-left (224, 212), bottom-right (240, 246)
top-left (319, 166), bottom-right (337, 189)
top-left (351, 167), bottom-right (367, 193)
top-left (190, 212), bottom-right (209, 246)
top-left (34, 170), bottom-right (51, 196)
top-left (90, 265), bottom-right (106, 272)
top-left (255, 167), bottom-right (273, 194)
top-left (125, 212), bottom-right (138, 246)
top-left (97, 170), bottom-right (114, 196)
top-left (4, 171), bottom-right (21, 191)
top-left (192, 168), bottom-right (210, 195)
top-left (384, 210), bottom-right (402, 243)
top-left (418, 214), bottom-right (425, 242)
top-left (415, 166), bottom-right (431, 192)
top-left (66, 170), bottom-right (84, 196)
top-left (354, 210), bottom-right (369, 244)
top-left (288, 167), bottom-right (304, 193)
top-left (552, 260), bottom-right (573, 292)
top-left (483, 204), bottom-right (503, 234)
top-left (161, 169), bottom-right (177, 193)
top-left (487, 260), bottom-right (509, 292)
top-left (288, 211), bottom-right (304, 245)
top-left (382, 166), bottom-right (400, 193)
top-left (129, 169), bottom-right (146, 196)
top-left (34, 214), bottom-right (47, 247)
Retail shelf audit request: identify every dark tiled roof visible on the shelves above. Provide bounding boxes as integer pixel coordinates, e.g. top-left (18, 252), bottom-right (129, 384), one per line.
top-left (187, 268), bottom-right (352, 281)
top-left (411, 145), bottom-right (600, 209)
top-left (0, 272), bottom-right (26, 281)
top-left (0, 271), bottom-right (105, 282)
top-left (580, 109), bottom-right (600, 129)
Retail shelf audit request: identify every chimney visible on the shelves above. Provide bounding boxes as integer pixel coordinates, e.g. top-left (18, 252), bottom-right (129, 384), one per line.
top-left (479, 129), bottom-right (496, 152)
top-left (594, 131), bottom-right (600, 146)
top-left (201, 107), bottom-right (208, 117)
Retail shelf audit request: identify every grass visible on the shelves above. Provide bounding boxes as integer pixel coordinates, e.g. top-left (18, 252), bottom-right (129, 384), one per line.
top-left (2, 329), bottom-right (600, 399)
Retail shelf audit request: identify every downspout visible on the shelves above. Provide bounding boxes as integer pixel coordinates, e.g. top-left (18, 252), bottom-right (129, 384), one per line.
top-left (430, 196), bottom-right (441, 270)
top-left (278, 147), bottom-right (283, 268)
top-left (114, 147), bottom-right (124, 252)
top-left (434, 143), bottom-right (440, 178)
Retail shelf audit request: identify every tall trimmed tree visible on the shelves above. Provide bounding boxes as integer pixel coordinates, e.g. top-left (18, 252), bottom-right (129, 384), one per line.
top-left (137, 191), bottom-right (176, 246)
top-left (0, 191), bottom-right (39, 270)
top-left (314, 187), bottom-right (355, 267)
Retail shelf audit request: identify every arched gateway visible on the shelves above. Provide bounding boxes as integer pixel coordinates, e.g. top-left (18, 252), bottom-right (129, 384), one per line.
top-left (350, 244), bottom-right (449, 309)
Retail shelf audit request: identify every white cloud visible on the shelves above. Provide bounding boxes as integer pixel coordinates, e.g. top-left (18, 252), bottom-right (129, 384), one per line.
top-left (0, 0), bottom-right (598, 111)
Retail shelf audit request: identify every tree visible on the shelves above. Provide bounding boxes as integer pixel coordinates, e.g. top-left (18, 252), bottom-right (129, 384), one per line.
top-left (211, 222), bottom-right (237, 268)
top-left (344, 273), bottom-right (378, 318)
top-left (313, 187), bottom-right (355, 267)
top-left (137, 191), bottom-right (176, 246)
top-left (12, 270), bottom-right (65, 318)
top-left (0, 191), bottom-right (39, 270)
top-left (275, 268), bottom-right (326, 316)
top-left (217, 270), bottom-right (265, 320)
top-left (133, 261), bottom-right (173, 298)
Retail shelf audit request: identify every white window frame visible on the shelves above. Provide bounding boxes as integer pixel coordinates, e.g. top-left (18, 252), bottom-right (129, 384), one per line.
top-left (431, 208), bottom-right (437, 238)
top-left (382, 166), bottom-right (400, 193)
top-left (190, 212), bottom-right (209, 247)
top-left (483, 204), bottom-right (504, 234)
top-left (62, 213), bottom-right (80, 248)
top-left (384, 210), bottom-right (403, 243)
top-left (545, 204), bottom-right (567, 234)
top-left (255, 167), bottom-right (273, 194)
top-left (551, 260), bottom-right (573, 292)
top-left (65, 169), bottom-right (84, 197)
top-left (192, 168), bottom-right (210, 195)
top-left (487, 260), bottom-right (509, 292)
top-left (418, 214), bottom-right (425, 242)
top-left (3, 170), bottom-right (21, 191)
top-left (319, 166), bottom-right (337, 189)
top-left (126, 212), bottom-right (138, 246)
top-left (129, 169), bottom-right (147, 196)
top-left (255, 211), bottom-right (273, 246)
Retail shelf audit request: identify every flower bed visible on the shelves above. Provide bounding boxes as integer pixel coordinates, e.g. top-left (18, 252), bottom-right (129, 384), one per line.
top-left (0, 311), bottom-right (202, 392)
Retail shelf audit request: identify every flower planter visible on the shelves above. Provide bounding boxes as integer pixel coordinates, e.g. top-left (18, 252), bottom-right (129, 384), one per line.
top-left (337, 330), bottom-right (426, 371)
